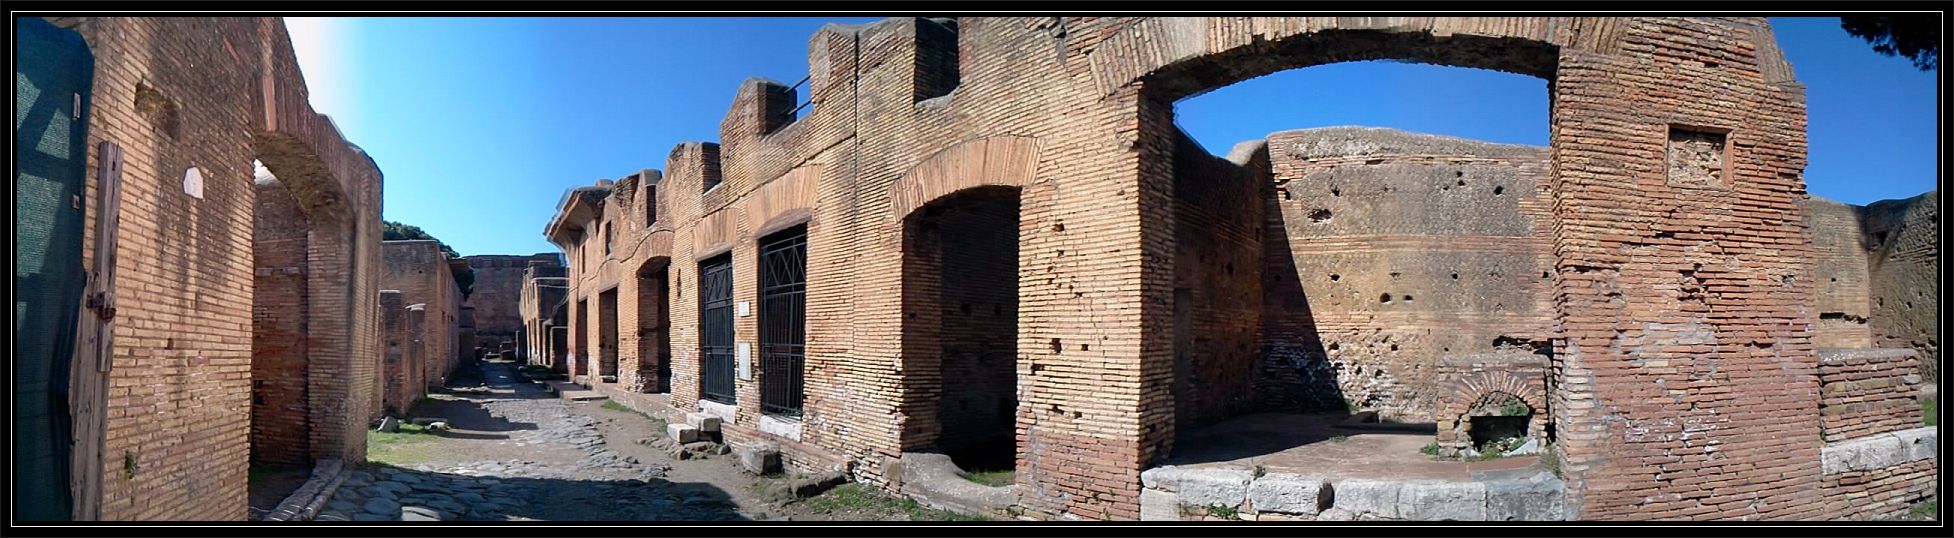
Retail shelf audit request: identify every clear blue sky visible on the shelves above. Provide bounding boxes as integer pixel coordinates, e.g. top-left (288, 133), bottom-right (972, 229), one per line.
top-left (289, 17), bottom-right (1938, 257)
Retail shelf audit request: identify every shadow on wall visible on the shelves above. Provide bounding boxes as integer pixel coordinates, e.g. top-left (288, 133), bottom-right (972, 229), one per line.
top-left (1258, 181), bottom-right (1350, 416)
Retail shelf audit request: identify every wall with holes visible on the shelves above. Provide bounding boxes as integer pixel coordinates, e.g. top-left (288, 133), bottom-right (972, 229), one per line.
top-left (1802, 197), bottom-right (1875, 348)
top-left (1860, 192), bottom-right (1939, 383)
top-left (1171, 132), bottom-right (1267, 431)
top-left (1258, 127), bottom-right (1556, 421)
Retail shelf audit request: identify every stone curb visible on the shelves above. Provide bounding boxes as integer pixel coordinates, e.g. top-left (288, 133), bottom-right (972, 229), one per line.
top-left (265, 459), bottom-right (347, 522)
top-left (1139, 464), bottom-right (1566, 521)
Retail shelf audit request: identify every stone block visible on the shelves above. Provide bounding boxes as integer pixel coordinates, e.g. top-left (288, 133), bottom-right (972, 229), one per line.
top-left (686, 412), bottom-right (723, 432)
top-left (1397, 480), bottom-right (1487, 521)
top-left (1485, 473), bottom-right (1564, 521)
top-left (1823, 433), bottom-right (1907, 474)
top-left (1329, 479), bottom-right (1400, 519)
top-left (667, 422), bottom-right (700, 444)
top-left (736, 442), bottom-right (782, 475)
top-left (1139, 488), bottom-right (1182, 521)
top-left (1156, 468), bottom-right (1251, 508)
top-left (1245, 473), bottom-right (1329, 515)
top-left (1894, 427), bottom-right (1937, 462)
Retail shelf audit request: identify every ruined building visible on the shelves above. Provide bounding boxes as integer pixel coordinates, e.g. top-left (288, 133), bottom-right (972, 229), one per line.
top-left (537, 17), bottom-right (1937, 521)
top-left (379, 240), bottom-right (467, 416)
top-left (519, 263), bottom-right (572, 369)
top-left (16, 16), bottom-right (385, 520)
top-left (461, 253), bottom-right (563, 357)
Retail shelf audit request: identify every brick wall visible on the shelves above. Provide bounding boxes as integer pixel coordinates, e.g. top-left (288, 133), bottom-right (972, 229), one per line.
top-left (1259, 127), bottom-right (1555, 421)
top-left (57, 16), bottom-right (384, 520)
top-left (463, 253), bottom-right (562, 343)
top-left (379, 291), bottom-right (408, 417)
top-left (1814, 349), bottom-right (1934, 520)
top-left (1171, 133), bottom-right (1265, 431)
top-left (1817, 348), bottom-right (1924, 442)
top-left (1801, 198), bottom-right (1874, 348)
top-left (251, 178), bottom-right (310, 466)
top-left (519, 266), bottom-right (569, 369)
top-left (538, 17), bottom-right (1824, 521)
top-left (1860, 192), bottom-right (1939, 383)
top-left (382, 240), bottom-right (462, 389)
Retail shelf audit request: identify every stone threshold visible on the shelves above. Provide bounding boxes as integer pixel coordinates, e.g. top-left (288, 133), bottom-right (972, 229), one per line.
top-left (263, 459), bottom-right (347, 522)
top-left (1139, 463), bottom-right (1564, 521)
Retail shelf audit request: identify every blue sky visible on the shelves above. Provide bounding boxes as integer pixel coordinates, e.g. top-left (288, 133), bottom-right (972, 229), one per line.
top-left (287, 17), bottom-right (1939, 256)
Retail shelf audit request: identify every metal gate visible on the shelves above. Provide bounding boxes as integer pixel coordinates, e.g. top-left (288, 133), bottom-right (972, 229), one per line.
top-left (698, 254), bottom-right (735, 404)
top-left (758, 226), bottom-right (807, 416)
top-left (14, 16), bottom-right (94, 521)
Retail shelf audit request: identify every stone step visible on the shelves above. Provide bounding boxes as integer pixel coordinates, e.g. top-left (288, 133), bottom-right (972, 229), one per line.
top-left (685, 412), bottom-right (723, 432)
top-left (668, 422), bottom-right (701, 443)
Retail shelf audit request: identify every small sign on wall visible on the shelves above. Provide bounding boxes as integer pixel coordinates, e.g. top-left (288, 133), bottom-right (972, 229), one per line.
top-left (736, 342), bottom-right (752, 380)
top-left (182, 166), bottom-right (204, 199)
top-left (736, 301), bottom-right (752, 317)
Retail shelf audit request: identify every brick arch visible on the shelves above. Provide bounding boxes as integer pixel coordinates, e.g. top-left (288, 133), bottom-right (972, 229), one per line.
top-left (245, 15), bottom-right (385, 466)
top-left (888, 136), bottom-right (1040, 221)
top-left (1106, 16), bottom-right (1815, 520)
top-left (1439, 369), bottom-right (1546, 419)
top-left (636, 255), bottom-right (672, 278)
top-left (747, 165), bottom-right (820, 237)
top-left (1089, 17), bottom-right (1796, 101)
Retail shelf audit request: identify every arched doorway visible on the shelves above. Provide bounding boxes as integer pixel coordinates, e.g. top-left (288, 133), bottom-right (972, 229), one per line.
top-left (635, 257), bottom-right (672, 393)
top-left (900, 185), bottom-right (1022, 473)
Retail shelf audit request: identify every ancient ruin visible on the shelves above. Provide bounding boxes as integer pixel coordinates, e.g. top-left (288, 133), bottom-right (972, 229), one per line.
top-left (379, 240), bottom-right (466, 416)
top-left (10, 15), bottom-right (1940, 523)
top-left (535, 16), bottom-right (1938, 522)
top-left (17, 16), bottom-right (384, 520)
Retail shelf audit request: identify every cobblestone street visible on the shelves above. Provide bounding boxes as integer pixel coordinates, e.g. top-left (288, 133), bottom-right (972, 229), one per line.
top-left (316, 360), bottom-right (748, 522)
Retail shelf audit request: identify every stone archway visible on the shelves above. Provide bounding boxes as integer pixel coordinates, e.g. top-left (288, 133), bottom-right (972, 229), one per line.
top-left (1102, 17), bottom-right (1813, 519)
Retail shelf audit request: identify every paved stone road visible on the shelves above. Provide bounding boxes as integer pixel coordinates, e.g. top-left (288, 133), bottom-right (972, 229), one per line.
top-left (315, 360), bottom-right (748, 521)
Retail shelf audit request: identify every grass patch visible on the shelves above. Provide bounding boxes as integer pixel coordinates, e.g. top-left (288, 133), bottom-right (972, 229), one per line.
top-left (366, 423), bottom-right (441, 466)
top-left (599, 399), bottom-right (664, 425)
top-left (802, 483), bottom-right (991, 521)
top-left (1540, 442), bottom-right (1561, 478)
top-left (1419, 442), bottom-right (1441, 457)
top-left (1923, 396), bottom-right (1937, 426)
top-left (1910, 500), bottom-right (1936, 518)
top-left (1328, 435), bottom-right (1349, 443)
top-left (958, 468), bottom-right (1016, 488)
